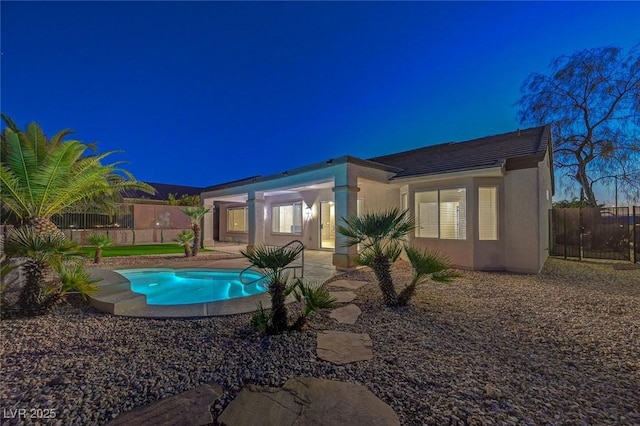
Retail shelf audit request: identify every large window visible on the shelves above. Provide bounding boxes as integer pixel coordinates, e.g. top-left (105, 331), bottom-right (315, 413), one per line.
top-left (227, 207), bottom-right (248, 232)
top-left (415, 189), bottom-right (466, 240)
top-left (478, 187), bottom-right (498, 240)
top-left (272, 202), bottom-right (303, 234)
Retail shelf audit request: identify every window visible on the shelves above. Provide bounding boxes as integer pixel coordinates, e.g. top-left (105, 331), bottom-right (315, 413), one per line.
top-left (478, 187), bottom-right (498, 240)
top-left (272, 202), bottom-right (302, 234)
top-left (227, 207), bottom-right (248, 232)
top-left (415, 189), bottom-right (466, 240)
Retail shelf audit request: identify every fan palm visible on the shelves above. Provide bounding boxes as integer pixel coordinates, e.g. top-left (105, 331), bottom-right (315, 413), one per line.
top-left (175, 229), bottom-right (194, 257)
top-left (399, 245), bottom-right (461, 306)
top-left (241, 243), bottom-right (304, 333)
top-left (0, 116), bottom-right (155, 235)
top-left (337, 208), bottom-right (414, 306)
top-left (86, 232), bottom-right (114, 264)
top-left (4, 227), bottom-right (82, 316)
top-left (180, 206), bottom-right (211, 256)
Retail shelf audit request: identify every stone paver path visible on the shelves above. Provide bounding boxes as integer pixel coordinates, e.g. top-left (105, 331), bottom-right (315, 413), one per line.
top-left (218, 376), bottom-right (399, 426)
top-left (107, 383), bottom-right (222, 426)
top-left (327, 279), bottom-right (368, 290)
top-left (316, 330), bottom-right (373, 365)
top-left (329, 303), bottom-right (362, 324)
top-left (328, 291), bottom-right (357, 303)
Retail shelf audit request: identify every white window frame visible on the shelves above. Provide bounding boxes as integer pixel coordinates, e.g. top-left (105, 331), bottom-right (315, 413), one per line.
top-left (415, 188), bottom-right (467, 240)
top-left (227, 207), bottom-right (248, 233)
top-left (478, 186), bottom-right (498, 241)
top-left (271, 201), bottom-right (303, 235)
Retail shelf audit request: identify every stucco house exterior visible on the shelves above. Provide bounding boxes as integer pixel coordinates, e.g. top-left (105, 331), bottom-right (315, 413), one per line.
top-left (201, 125), bottom-right (554, 273)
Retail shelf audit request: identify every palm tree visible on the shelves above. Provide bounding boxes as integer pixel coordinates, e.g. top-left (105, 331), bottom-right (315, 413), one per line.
top-left (0, 116), bottom-right (155, 236)
top-left (4, 227), bottom-right (81, 316)
top-left (337, 208), bottom-right (414, 306)
top-left (399, 245), bottom-right (461, 306)
top-left (241, 244), bottom-right (304, 334)
top-left (175, 230), bottom-right (194, 257)
top-left (180, 206), bottom-right (211, 257)
top-left (86, 233), bottom-right (113, 264)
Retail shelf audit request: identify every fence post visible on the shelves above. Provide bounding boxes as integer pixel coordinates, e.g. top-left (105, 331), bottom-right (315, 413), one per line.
top-left (635, 206), bottom-right (638, 264)
top-left (563, 210), bottom-right (567, 259)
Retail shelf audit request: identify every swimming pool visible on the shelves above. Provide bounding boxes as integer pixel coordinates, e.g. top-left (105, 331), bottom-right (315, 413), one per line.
top-left (116, 268), bottom-right (267, 305)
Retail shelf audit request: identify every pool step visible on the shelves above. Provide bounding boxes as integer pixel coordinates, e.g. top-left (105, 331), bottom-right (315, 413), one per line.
top-left (90, 286), bottom-right (147, 315)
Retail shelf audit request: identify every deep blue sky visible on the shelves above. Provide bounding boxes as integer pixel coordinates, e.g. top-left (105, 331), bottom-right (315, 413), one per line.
top-left (2, 2), bottom-right (639, 197)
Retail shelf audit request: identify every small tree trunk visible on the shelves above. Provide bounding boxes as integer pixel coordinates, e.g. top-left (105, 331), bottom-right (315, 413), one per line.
top-left (183, 245), bottom-right (192, 257)
top-left (372, 254), bottom-right (398, 306)
top-left (94, 248), bottom-right (102, 264)
top-left (192, 224), bottom-right (201, 257)
top-left (18, 259), bottom-right (45, 316)
top-left (268, 280), bottom-right (288, 333)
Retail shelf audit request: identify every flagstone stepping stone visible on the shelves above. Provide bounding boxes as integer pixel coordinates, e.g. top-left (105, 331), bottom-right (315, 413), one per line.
top-left (328, 291), bottom-right (357, 303)
top-left (316, 330), bottom-right (373, 365)
top-left (218, 376), bottom-right (399, 426)
top-left (327, 279), bottom-right (368, 290)
top-left (107, 383), bottom-right (223, 426)
top-left (329, 303), bottom-right (362, 324)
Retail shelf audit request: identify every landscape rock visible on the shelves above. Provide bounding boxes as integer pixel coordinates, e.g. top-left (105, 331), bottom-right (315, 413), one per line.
top-left (328, 291), bottom-right (357, 303)
top-left (316, 330), bottom-right (373, 364)
top-left (327, 280), bottom-right (368, 290)
top-left (218, 377), bottom-right (399, 426)
top-left (328, 304), bottom-right (362, 324)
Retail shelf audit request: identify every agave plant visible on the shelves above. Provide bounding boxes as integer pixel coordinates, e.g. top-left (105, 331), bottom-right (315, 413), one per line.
top-left (86, 232), bottom-right (113, 264)
top-left (241, 243), bottom-right (304, 334)
top-left (4, 227), bottom-right (82, 316)
top-left (398, 245), bottom-right (461, 306)
top-left (175, 229), bottom-right (194, 257)
top-left (337, 208), bottom-right (414, 306)
top-left (180, 206), bottom-right (211, 257)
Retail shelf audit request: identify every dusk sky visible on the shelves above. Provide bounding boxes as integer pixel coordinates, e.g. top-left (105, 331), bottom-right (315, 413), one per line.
top-left (2, 1), bottom-right (639, 201)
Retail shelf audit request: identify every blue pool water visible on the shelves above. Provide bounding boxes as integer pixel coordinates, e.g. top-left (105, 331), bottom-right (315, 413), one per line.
top-left (116, 268), bottom-right (267, 305)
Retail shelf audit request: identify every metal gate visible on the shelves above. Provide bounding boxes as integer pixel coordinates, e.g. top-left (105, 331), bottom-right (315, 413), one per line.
top-left (550, 207), bottom-right (635, 262)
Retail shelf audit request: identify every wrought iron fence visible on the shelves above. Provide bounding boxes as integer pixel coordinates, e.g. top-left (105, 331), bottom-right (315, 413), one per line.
top-left (51, 204), bottom-right (192, 230)
top-left (550, 207), bottom-right (637, 262)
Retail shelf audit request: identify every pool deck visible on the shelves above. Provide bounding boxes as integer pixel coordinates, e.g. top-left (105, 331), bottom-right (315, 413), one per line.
top-left (88, 246), bottom-right (338, 318)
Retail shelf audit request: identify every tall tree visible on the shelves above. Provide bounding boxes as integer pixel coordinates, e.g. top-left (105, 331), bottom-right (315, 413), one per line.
top-left (180, 206), bottom-right (211, 256)
top-left (517, 45), bottom-right (640, 206)
top-left (0, 116), bottom-right (155, 234)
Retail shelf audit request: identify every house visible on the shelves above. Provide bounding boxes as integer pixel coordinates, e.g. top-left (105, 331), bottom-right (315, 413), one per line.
top-left (201, 125), bottom-right (554, 273)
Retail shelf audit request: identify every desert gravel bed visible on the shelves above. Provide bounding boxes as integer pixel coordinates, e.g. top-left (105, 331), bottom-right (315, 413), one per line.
top-left (1, 257), bottom-right (638, 425)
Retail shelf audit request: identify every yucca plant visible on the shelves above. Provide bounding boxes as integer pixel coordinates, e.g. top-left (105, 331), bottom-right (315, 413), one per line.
top-left (180, 206), bottom-right (211, 257)
top-left (86, 232), bottom-right (113, 264)
top-left (175, 229), bottom-right (194, 257)
top-left (4, 227), bottom-right (82, 316)
top-left (337, 208), bottom-right (414, 306)
top-left (398, 245), bottom-right (461, 306)
top-left (241, 243), bottom-right (304, 334)
top-left (287, 279), bottom-right (336, 330)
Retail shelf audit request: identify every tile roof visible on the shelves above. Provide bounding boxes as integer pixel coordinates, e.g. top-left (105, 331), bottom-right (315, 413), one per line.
top-left (123, 182), bottom-right (204, 201)
top-left (368, 125), bottom-right (551, 179)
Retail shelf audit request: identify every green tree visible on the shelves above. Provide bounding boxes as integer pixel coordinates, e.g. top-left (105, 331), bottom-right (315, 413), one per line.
top-left (86, 232), bottom-right (114, 264)
top-left (241, 244), bottom-right (304, 334)
top-left (175, 229), bottom-right (194, 257)
top-left (4, 227), bottom-right (87, 317)
top-left (337, 208), bottom-right (414, 306)
top-left (517, 45), bottom-right (640, 207)
top-left (1, 116), bottom-right (155, 234)
top-left (180, 206), bottom-right (211, 256)
top-left (337, 208), bottom-right (459, 307)
top-left (168, 193), bottom-right (200, 206)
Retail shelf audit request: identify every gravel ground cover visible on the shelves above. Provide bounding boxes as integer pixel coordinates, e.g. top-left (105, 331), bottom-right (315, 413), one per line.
top-left (1, 257), bottom-right (638, 425)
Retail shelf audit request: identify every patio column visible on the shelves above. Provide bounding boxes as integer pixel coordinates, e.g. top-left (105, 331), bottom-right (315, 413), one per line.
top-left (332, 184), bottom-right (359, 270)
top-left (246, 192), bottom-right (265, 253)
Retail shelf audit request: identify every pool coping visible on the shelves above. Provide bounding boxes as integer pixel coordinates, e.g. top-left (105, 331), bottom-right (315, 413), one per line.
top-left (88, 263), bottom-right (277, 318)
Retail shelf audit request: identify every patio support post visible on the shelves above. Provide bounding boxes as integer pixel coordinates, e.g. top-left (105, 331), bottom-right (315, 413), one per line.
top-left (247, 192), bottom-right (265, 253)
top-left (332, 184), bottom-right (360, 270)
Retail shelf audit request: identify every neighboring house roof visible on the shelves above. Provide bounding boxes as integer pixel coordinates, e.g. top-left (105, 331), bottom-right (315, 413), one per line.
top-left (369, 125), bottom-right (551, 179)
top-left (123, 182), bottom-right (204, 201)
